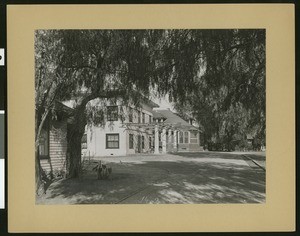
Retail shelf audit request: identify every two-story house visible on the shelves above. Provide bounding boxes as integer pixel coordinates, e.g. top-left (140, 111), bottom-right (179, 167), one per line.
top-left (37, 97), bottom-right (203, 177)
top-left (82, 98), bottom-right (159, 157)
top-left (81, 98), bottom-right (204, 158)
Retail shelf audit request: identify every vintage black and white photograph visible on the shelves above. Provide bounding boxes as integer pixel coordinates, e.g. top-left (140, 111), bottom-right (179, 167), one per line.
top-left (35, 29), bottom-right (266, 204)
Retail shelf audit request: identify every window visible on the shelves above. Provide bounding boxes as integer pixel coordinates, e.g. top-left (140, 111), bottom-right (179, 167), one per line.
top-left (179, 131), bottom-right (184, 143)
top-left (142, 136), bottom-right (145, 149)
top-left (149, 137), bottom-right (152, 149)
top-left (107, 106), bottom-right (118, 121)
top-left (39, 128), bottom-right (49, 159)
top-left (81, 134), bottom-right (87, 149)
top-left (190, 131), bottom-right (198, 144)
top-left (138, 111), bottom-right (141, 123)
top-left (106, 134), bottom-right (119, 149)
top-left (149, 115), bottom-right (152, 123)
top-left (129, 134), bottom-right (134, 149)
top-left (171, 132), bottom-right (174, 143)
top-left (184, 131), bottom-right (189, 143)
top-left (129, 107), bottom-right (133, 123)
top-left (142, 112), bottom-right (145, 123)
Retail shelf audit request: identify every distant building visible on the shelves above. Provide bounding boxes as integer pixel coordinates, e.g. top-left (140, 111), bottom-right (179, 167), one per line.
top-left (151, 109), bottom-right (203, 153)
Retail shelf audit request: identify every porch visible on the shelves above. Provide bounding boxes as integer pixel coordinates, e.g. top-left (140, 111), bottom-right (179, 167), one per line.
top-left (123, 122), bottom-right (203, 155)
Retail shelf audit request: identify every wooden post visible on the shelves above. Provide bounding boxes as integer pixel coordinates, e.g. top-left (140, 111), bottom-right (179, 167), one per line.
top-left (154, 124), bottom-right (159, 154)
top-left (173, 130), bottom-right (177, 151)
top-left (162, 128), bottom-right (166, 154)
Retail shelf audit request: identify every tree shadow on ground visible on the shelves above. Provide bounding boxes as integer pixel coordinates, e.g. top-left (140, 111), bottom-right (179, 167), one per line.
top-left (171, 152), bottom-right (256, 161)
top-left (36, 155), bottom-right (265, 204)
top-left (141, 161), bottom-right (265, 204)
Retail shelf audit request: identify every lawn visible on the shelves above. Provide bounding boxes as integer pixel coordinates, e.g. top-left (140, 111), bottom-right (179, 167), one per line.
top-left (36, 152), bottom-right (266, 204)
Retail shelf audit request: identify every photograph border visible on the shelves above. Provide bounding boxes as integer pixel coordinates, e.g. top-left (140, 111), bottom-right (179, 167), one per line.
top-left (7, 3), bottom-right (295, 233)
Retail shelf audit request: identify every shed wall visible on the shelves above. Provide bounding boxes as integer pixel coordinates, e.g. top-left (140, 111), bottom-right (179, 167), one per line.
top-left (40, 120), bottom-right (67, 174)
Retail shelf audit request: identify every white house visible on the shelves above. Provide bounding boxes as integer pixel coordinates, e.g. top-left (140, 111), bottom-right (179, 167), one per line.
top-left (82, 98), bottom-right (158, 157)
top-left (81, 97), bottom-right (204, 158)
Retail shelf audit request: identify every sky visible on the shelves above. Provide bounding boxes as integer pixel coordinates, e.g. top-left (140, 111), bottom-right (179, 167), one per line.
top-left (151, 93), bottom-right (176, 112)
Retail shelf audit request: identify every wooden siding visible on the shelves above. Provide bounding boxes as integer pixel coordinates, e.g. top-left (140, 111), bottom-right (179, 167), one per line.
top-left (40, 120), bottom-right (67, 173)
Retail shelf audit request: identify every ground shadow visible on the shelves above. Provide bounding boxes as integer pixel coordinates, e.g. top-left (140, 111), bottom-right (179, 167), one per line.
top-left (36, 153), bottom-right (265, 204)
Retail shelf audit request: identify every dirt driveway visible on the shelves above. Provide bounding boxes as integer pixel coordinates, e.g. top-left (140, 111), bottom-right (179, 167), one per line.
top-left (36, 152), bottom-right (265, 204)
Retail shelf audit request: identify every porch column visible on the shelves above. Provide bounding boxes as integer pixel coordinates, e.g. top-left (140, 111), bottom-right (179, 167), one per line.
top-left (154, 125), bottom-right (159, 154)
top-left (173, 130), bottom-right (177, 151)
top-left (168, 129), bottom-right (172, 151)
top-left (162, 128), bottom-right (167, 153)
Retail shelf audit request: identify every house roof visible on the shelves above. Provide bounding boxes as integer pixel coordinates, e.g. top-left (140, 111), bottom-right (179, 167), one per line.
top-left (152, 110), bottom-right (166, 119)
top-left (141, 97), bottom-right (160, 108)
top-left (55, 101), bottom-right (74, 114)
top-left (154, 109), bottom-right (199, 131)
top-left (54, 101), bottom-right (75, 124)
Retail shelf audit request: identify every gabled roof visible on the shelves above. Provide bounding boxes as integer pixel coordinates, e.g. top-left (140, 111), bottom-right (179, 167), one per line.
top-left (152, 110), bottom-right (167, 119)
top-left (55, 101), bottom-right (74, 114)
top-left (153, 109), bottom-right (199, 131)
top-left (141, 97), bottom-right (160, 108)
top-left (54, 101), bottom-right (75, 123)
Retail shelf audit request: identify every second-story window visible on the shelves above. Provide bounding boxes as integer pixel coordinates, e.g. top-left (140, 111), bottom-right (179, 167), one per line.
top-left (107, 106), bottom-right (118, 121)
top-left (129, 107), bottom-right (133, 123)
top-left (142, 112), bottom-right (145, 124)
top-left (138, 111), bottom-right (141, 123)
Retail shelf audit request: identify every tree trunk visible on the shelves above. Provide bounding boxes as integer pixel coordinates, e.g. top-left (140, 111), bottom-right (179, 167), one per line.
top-left (66, 105), bottom-right (87, 178)
top-left (66, 124), bottom-right (85, 178)
top-left (35, 148), bottom-right (45, 195)
top-left (35, 108), bottom-right (49, 195)
top-left (64, 90), bottom-right (124, 178)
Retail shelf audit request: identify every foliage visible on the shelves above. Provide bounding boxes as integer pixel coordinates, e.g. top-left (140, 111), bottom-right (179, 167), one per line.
top-left (35, 29), bottom-right (266, 184)
top-left (171, 29), bottom-right (266, 150)
top-left (35, 30), bottom-right (169, 179)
